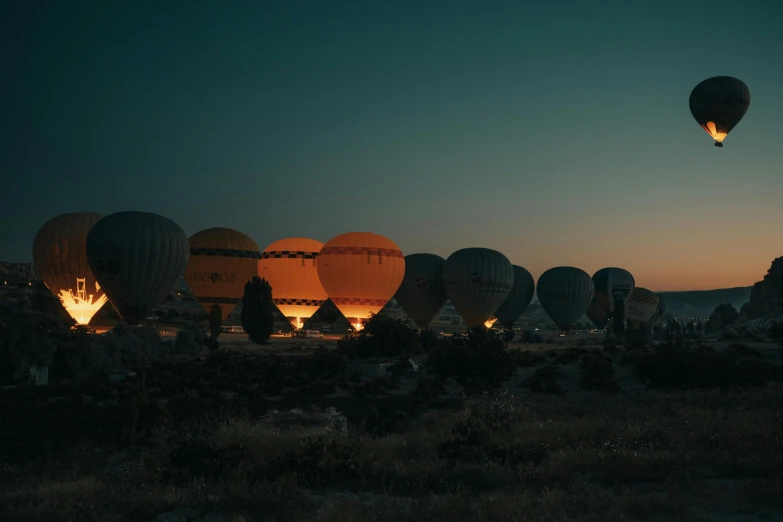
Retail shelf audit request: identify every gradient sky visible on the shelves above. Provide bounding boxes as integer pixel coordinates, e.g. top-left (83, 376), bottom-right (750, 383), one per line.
top-left (2, 1), bottom-right (782, 291)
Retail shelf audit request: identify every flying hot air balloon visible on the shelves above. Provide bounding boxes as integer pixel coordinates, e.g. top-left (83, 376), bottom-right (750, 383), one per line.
top-left (494, 265), bottom-right (536, 330)
top-left (316, 232), bottom-right (405, 331)
top-left (625, 287), bottom-right (661, 328)
top-left (259, 238), bottom-right (329, 329)
top-left (32, 212), bottom-right (108, 325)
top-left (441, 248), bottom-right (514, 328)
top-left (86, 211), bottom-right (189, 325)
top-left (393, 253), bottom-right (448, 330)
top-left (689, 76), bottom-right (750, 147)
top-left (184, 228), bottom-right (261, 320)
top-left (537, 267), bottom-right (594, 333)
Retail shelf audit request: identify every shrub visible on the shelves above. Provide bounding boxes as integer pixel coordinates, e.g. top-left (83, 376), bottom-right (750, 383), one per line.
top-left (522, 365), bottom-right (564, 394)
top-left (633, 340), bottom-right (783, 390)
top-left (580, 350), bottom-right (620, 392)
top-left (427, 327), bottom-right (517, 393)
top-left (336, 313), bottom-right (420, 359)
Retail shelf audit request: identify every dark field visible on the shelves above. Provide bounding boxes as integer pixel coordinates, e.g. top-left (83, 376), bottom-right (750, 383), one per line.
top-left (2, 338), bottom-right (783, 522)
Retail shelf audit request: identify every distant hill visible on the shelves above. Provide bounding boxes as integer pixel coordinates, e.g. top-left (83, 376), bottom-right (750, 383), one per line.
top-left (657, 287), bottom-right (752, 320)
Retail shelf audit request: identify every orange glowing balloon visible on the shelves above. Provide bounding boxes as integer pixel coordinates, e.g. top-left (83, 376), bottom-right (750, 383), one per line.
top-left (32, 212), bottom-right (108, 325)
top-left (184, 228), bottom-right (261, 320)
top-left (258, 238), bottom-right (328, 327)
top-left (317, 232), bottom-right (405, 330)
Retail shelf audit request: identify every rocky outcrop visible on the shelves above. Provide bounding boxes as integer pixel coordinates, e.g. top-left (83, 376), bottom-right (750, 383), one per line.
top-left (738, 257), bottom-right (783, 323)
top-left (706, 303), bottom-right (739, 334)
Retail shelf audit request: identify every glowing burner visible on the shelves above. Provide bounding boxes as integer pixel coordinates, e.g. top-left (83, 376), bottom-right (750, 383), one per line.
top-left (351, 321), bottom-right (365, 332)
top-left (289, 317), bottom-right (304, 330)
top-left (57, 277), bottom-right (108, 325)
top-left (483, 317), bottom-right (498, 328)
top-left (702, 121), bottom-right (727, 145)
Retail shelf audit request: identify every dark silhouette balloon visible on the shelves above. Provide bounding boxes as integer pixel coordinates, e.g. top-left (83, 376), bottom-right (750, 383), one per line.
top-left (585, 297), bottom-right (609, 330)
top-left (86, 211), bottom-right (189, 325)
top-left (592, 267), bottom-right (635, 318)
top-left (32, 212), bottom-right (108, 325)
top-left (394, 253), bottom-right (447, 330)
top-left (494, 265), bottom-right (535, 330)
top-left (442, 248), bottom-right (513, 328)
top-left (689, 76), bottom-right (750, 147)
top-left (537, 267), bottom-right (594, 333)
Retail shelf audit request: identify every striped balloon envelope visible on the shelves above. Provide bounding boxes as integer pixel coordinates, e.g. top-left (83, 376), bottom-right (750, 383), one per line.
top-left (184, 228), bottom-right (261, 320)
top-left (316, 232), bottom-right (405, 331)
top-left (258, 238), bottom-right (328, 328)
top-left (86, 211), bottom-right (189, 325)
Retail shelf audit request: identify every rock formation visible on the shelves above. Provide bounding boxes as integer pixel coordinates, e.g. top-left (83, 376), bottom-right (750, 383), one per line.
top-left (738, 257), bottom-right (783, 324)
top-left (706, 303), bottom-right (739, 334)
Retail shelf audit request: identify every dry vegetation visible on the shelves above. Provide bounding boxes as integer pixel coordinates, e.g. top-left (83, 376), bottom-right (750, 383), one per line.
top-left (2, 319), bottom-right (783, 521)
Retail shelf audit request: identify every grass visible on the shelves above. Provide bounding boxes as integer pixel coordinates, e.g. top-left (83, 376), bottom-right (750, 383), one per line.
top-left (2, 344), bottom-right (783, 521)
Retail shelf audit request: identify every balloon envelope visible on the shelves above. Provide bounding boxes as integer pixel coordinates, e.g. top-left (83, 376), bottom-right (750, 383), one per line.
top-left (441, 248), bottom-right (513, 328)
top-left (259, 238), bottom-right (329, 328)
top-left (689, 76), bottom-right (750, 147)
top-left (394, 253), bottom-right (447, 330)
top-left (537, 267), bottom-right (594, 332)
top-left (649, 294), bottom-right (667, 324)
top-left (625, 287), bottom-right (661, 326)
top-left (316, 232), bottom-right (405, 330)
top-left (32, 212), bottom-right (108, 325)
top-left (184, 228), bottom-right (261, 320)
top-left (592, 267), bottom-right (635, 317)
top-left (86, 211), bottom-right (189, 325)
top-left (585, 297), bottom-right (609, 330)
top-left (494, 265), bottom-right (535, 329)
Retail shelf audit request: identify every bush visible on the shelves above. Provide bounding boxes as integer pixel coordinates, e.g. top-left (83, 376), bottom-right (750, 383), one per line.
top-left (522, 365), bottom-right (564, 394)
top-left (427, 327), bottom-right (517, 393)
top-left (633, 340), bottom-right (783, 390)
top-left (580, 350), bottom-right (620, 392)
top-left (170, 321), bottom-right (207, 355)
top-left (336, 314), bottom-right (420, 359)
top-left (165, 309), bottom-right (180, 319)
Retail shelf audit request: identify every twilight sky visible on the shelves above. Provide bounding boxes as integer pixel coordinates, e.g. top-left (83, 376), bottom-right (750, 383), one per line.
top-left (2, 1), bottom-right (782, 291)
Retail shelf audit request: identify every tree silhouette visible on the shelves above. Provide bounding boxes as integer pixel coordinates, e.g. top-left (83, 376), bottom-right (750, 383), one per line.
top-left (207, 303), bottom-right (222, 350)
top-left (240, 277), bottom-right (275, 344)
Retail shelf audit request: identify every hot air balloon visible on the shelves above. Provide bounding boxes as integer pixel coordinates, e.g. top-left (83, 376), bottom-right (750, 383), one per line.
top-left (592, 267), bottom-right (635, 318)
top-left (316, 232), bottom-right (405, 331)
top-left (184, 228), bottom-right (261, 321)
top-left (441, 248), bottom-right (513, 328)
top-left (32, 212), bottom-right (108, 325)
top-left (689, 76), bottom-right (750, 147)
top-left (259, 238), bottom-right (329, 329)
top-left (537, 267), bottom-right (594, 333)
top-left (625, 287), bottom-right (661, 328)
top-left (494, 265), bottom-right (536, 330)
top-left (585, 297), bottom-right (609, 330)
top-left (86, 211), bottom-right (189, 325)
top-left (393, 253), bottom-right (447, 330)
top-left (649, 294), bottom-right (667, 325)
